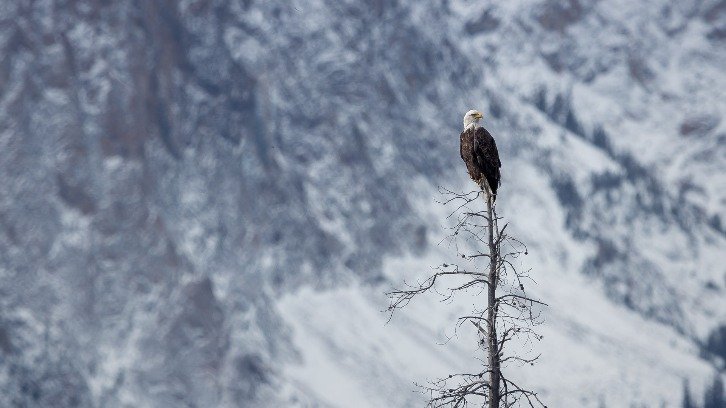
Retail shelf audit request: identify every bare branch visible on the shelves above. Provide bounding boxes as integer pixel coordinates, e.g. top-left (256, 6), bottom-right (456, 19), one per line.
top-left (386, 186), bottom-right (547, 407)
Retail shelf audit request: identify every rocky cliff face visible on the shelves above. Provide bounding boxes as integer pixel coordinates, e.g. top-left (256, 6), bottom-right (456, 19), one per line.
top-left (0, 0), bottom-right (724, 407)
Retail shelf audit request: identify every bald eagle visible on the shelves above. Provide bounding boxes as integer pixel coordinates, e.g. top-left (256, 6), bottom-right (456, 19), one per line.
top-left (460, 110), bottom-right (501, 202)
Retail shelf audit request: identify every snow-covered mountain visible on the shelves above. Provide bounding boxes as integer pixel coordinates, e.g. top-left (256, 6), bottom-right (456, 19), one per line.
top-left (0, 0), bottom-right (724, 406)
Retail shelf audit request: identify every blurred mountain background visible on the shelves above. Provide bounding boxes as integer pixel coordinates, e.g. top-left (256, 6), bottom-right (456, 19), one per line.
top-left (0, 0), bottom-right (724, 407)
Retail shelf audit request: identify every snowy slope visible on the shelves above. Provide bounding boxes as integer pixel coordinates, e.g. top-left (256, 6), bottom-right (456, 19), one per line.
top-left (0, 0), bottom-right (724, 407)
top-left (279, 161), bottom-right (718, 407)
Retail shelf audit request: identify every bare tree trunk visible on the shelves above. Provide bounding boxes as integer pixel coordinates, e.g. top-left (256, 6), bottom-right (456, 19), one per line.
top-left (386, 186), bottom-right (546, 408)
top-left (486, 194), bottom-right (501, 408)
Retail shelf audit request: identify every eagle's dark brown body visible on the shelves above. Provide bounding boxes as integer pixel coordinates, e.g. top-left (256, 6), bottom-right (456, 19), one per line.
top-left (460, 126), bottom-right (501, 199)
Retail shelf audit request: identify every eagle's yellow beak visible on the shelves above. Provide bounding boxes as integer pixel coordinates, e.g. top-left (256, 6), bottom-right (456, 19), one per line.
top-left (474, 112), bottom-right (483, 119)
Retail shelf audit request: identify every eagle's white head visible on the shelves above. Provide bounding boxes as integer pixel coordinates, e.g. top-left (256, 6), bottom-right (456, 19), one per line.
top-left (463, 109), bottom-right (484, 130)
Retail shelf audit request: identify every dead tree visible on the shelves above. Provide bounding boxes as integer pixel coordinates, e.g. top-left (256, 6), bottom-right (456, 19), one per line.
top-left (387, 187), bottom-right (547, 408)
